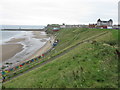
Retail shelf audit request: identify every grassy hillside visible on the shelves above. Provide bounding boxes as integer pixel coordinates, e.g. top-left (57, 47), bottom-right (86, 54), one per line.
top-left (3, 28), bottom-right (118, 88)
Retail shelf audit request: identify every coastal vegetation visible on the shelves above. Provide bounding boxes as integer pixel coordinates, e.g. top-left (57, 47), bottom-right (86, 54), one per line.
top-left (3, 28), bottom-right (118, 88)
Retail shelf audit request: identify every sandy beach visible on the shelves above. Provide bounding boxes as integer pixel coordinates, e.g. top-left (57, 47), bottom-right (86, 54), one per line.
top-left (26, 35), bottom-right (54, 60)
top-left (32, 31), bottom-right (49, 39)
top-left (1, 44), bottom-right (23, 62)
top-left (1, 37), bottom-right (26, 62)
top-left (6, 38), bottom-right (25, 43)
top-left (1, 31), bottom-right (54, 69)
top-left (26, 31), bottom-right (54, 60)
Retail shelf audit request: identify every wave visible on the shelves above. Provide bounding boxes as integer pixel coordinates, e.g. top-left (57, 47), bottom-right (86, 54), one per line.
top-left (1, 31), bottom-right (50, 68)
top-left (0, 31), bottom-right (27, 45)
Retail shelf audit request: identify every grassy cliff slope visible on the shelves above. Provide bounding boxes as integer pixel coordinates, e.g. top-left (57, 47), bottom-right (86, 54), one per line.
top-left (3, 28), bottom-right (118, 88)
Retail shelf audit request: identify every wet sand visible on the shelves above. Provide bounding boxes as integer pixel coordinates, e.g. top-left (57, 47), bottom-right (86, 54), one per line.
top-left (6, 38), bottom-right (25, 43)
top-left (26, 35), bottom-right (54, 60)
top-left (0, 44), bottom-right (23, 62)
top-left (26, 31), bottom-right (55, 60)
top-left (32, 31), bottom-right (49, 39)
top-left (1, 31), bottom-right (55, 68)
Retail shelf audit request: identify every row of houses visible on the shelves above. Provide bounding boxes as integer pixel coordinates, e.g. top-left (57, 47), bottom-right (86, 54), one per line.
top-left (89, 19), bottom-right (114, 29)
top-left (60, 24), bottom-right (88, 28)
top-left (46, 19), bottom-right (119, 30)
top-left (46, 24), bottom-right (88, 30)
top-left (89, 19), bottom-right (120, 29)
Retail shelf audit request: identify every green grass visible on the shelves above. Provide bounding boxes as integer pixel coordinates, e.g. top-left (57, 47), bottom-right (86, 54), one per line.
top-left (3, 28), bottom-right (118, 88)
top-left (46, 28), bottom-right (107, 57)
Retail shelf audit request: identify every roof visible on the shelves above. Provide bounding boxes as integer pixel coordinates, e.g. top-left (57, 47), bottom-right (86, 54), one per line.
top-left (109, 19), bottom-right (113, 22)
top-left (97, 19), bottom-right (101, 22)
top-left (97, 19), bottom-right (113, 22)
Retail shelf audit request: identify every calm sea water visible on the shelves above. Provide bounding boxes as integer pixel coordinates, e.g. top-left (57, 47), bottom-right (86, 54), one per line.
top-left (0, 25), bottom-right (50, 67)
top-left (0, 25), bottom-right (45, 29)
top-left (0, 31), bottom-right (26, 44)
top-left (0, 25), bottom-right (45, 44)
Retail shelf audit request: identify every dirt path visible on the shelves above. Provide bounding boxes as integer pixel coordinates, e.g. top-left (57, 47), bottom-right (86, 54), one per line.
top-left (3, 31), bottom-right (109, 83)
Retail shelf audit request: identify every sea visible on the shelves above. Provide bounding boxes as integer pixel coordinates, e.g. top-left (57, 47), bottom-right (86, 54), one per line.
top-left (0, 25), bottom-right (45, 29)
top-left (0, 25), bottom-right (49, 68)
top-left (0, 25), bottom-right (45, 44)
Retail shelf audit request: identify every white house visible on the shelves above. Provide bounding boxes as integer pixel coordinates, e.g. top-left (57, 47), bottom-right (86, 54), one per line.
top-left (97, 19), bottom-right (113, 27)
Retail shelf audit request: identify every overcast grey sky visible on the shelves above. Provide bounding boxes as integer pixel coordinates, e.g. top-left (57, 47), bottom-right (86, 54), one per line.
top-left (0, 0), bottom-right (119, 25)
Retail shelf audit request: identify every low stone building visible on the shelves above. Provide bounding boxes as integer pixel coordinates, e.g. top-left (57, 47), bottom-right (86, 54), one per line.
top-left (89, 24), bottom-right (97, 28)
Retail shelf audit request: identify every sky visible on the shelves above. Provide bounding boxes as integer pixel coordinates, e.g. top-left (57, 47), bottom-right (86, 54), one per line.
top-left (0, 0), bottom-right (119, 25)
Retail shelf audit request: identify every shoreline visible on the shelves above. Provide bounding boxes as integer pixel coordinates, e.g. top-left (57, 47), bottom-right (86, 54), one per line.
top-left (1, 31), bottom-right (54, 69)
top-left (1, 37), bottom-right (27, 64)
top-left (1, 44), bottom-right (24, 62)
top-left (26, 35), bottom-right (54, 61)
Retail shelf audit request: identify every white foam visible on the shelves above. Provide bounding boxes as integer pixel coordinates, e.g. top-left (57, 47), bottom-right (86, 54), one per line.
top-left (0, 31), bottom-right (28, 45)
top-left (2, 31), bottom-right (50, 68)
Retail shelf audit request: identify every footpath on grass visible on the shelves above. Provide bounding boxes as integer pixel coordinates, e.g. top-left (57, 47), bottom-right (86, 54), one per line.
top-left (3, 31), bottom-right (109, 83)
